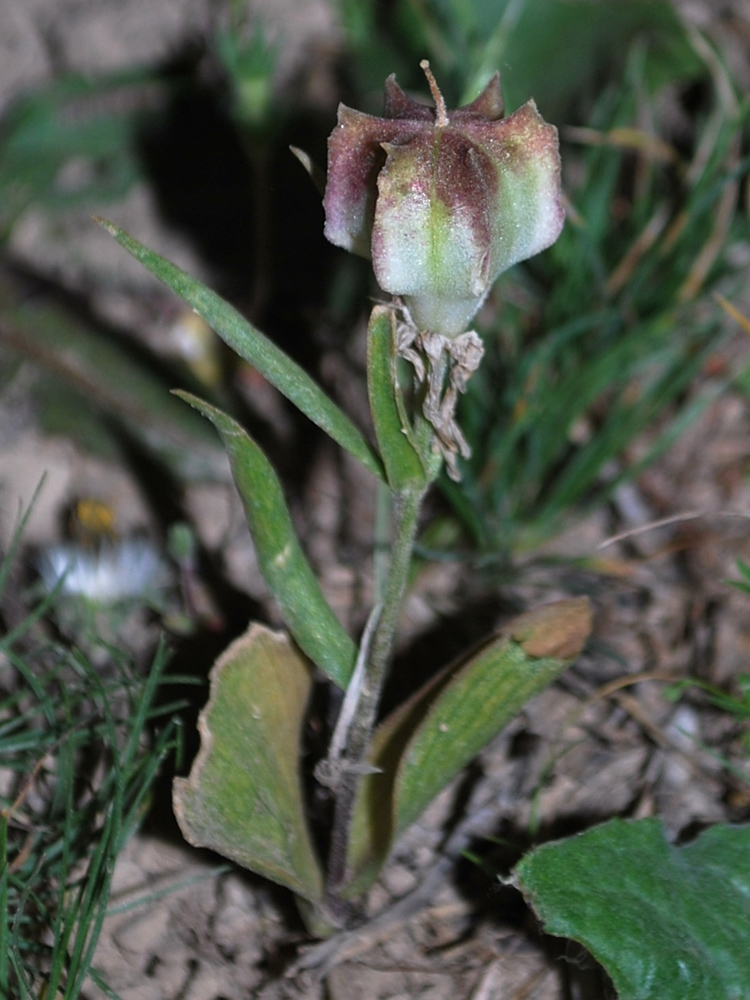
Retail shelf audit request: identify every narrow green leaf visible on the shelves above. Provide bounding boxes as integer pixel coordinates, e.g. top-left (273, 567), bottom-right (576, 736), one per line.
top-left (343, 599), bottom-right (592, 896)
top-left (513, 818), bottom-right (750, 1000)
top-left (176, 391), bottom-right (356, 688)
top-left (95, 217), bottom-right (386, 482)
top-left (367, 305), bottom-right (426, 490)
top-left (174, 624), bottom-right (324, 902)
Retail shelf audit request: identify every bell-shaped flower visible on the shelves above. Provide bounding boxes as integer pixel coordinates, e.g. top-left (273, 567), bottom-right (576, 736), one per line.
top-left (323, 63), bottom-right (564, 337)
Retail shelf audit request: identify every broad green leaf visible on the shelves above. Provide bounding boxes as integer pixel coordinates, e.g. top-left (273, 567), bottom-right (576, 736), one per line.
top-left (96, 218), bottom-right (385, 482)
top-left (176, 392), bottom-right (356, 688)
top-left (173, 624), bottom-right (324, 902)
top-left (367, 306), bottom-right (426, 490)
top-left (513, 818), bottom-right (750, 1000)
top-left (343, 599), bottom-right (592, 896)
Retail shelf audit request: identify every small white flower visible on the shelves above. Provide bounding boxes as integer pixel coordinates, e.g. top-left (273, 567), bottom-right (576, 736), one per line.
top-left (38, 538), bottom-right (167, 605)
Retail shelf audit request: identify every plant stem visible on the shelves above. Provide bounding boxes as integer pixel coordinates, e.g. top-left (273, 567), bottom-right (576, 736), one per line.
top-left (326, 485), bottom-right (425, 894)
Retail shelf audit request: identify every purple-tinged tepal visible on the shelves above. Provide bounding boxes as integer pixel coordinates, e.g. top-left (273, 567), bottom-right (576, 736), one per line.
top-left (324, 62), bottom-right (564, 337)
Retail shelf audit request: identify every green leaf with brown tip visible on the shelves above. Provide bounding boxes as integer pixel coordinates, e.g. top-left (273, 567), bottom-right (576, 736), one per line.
top-left (173, 624), bottom-right (324, 902)
top-left (343, 598), bottom-right (592, 897)
top-left (176, 391), bottom-right (356, 688)
top-left (96, 216), bottom-right (386, 482)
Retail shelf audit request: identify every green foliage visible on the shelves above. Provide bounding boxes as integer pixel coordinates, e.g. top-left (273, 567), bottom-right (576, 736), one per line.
top-left (330, 1), bottom-right (747, 557)
top-left (173, 624), bottom-right (325, 903)
top-left (8, 0), bottom-right (748, 956)
top-left (174, 392), bottom-right (357, 688)
top-left (663, 658), bottom-right (750, 762)
top-left (343, 599), bottom-right (591, 897)
top-left (0, 68), bottom-right (167, 242)
top-left (90, 238), bottom-right (593, 922)
top-left (92, 0), bottom-right (745, 935)
top-left (96, 219), bottom-right (386, 483)
top-left (216, 19), bottom-right (278, 133)
top-left (666, 675), bottom-right (750, 729)
top-left (513, 818), bottom-right (750, 1000)
top-left (334, 0), bottom-right (693, 119)
top-left (729, 559), bottom-right (750, 601)
top-left (449, 32), bottom-right (747, 553)
top-left (367, 307), bottom-right (432, 490)
top-left (0, 515), bottom-right (185, 999)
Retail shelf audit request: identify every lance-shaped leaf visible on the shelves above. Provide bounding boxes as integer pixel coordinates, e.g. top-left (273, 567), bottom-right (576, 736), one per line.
top-left (343, 598), bottom-right (591, 897)
top-left (96, 217), bottom-right (385, 482)
top-left (512, 818), bottom-right (750, 1000)
top-left (367, 306), bottom-right (427, 490)
top-left (174, 624), bottom-right (324, 902)
top-left (176, 392), bottom-right (356, 688)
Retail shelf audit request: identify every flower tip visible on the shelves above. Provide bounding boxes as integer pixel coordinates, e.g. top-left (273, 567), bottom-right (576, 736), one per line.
top-left (461, 73), bottom-right (504, 121)
top-left (419, 59), bottom-right (448, 127)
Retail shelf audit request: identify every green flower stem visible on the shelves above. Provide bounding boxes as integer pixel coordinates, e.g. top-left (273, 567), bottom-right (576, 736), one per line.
top-left (373, 480), bottom-right (393, 603)
top-left (326, 485), bottom-right (426, 897)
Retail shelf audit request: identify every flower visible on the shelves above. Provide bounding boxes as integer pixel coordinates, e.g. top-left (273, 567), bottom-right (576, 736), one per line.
top-left (323, 62), bottom-right (564, 337)
top-left (38, 538), bottom-right (167, 605)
